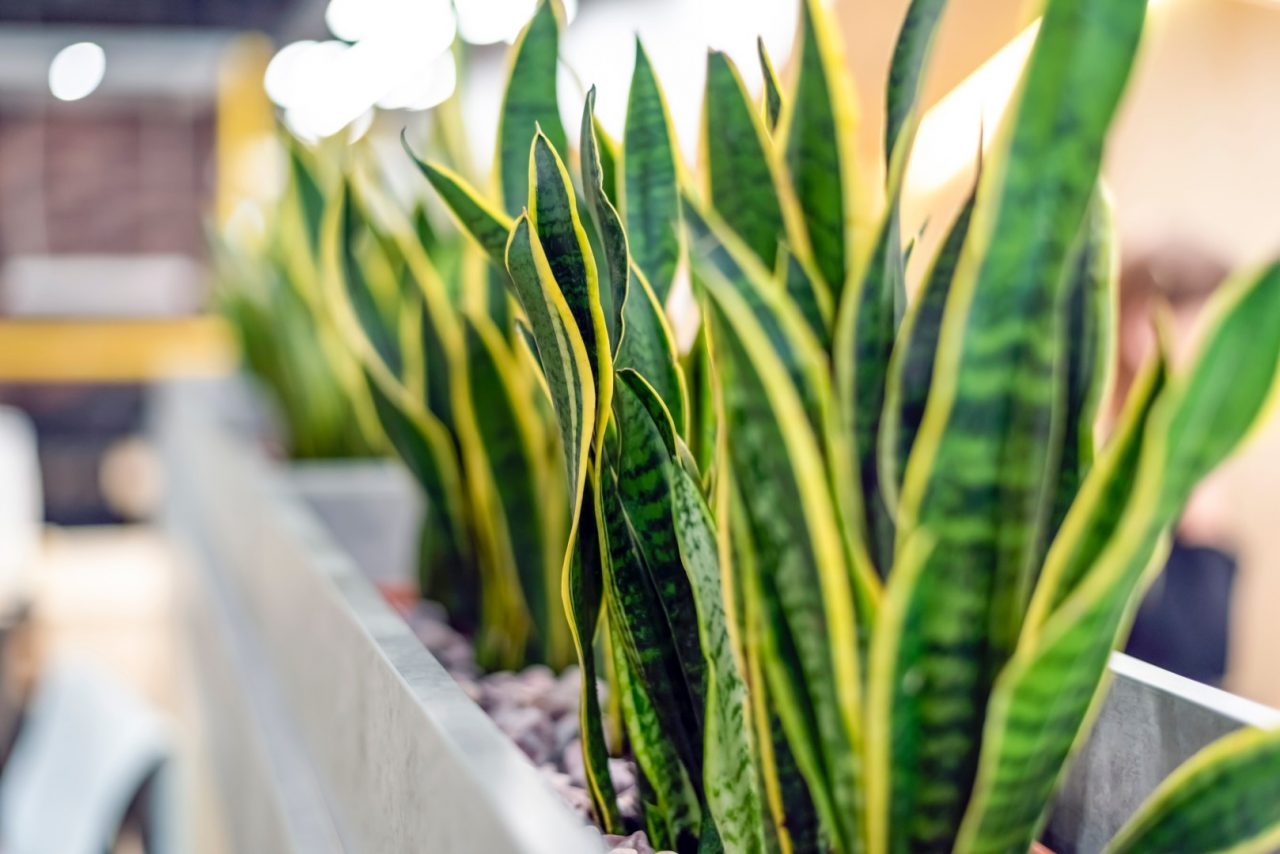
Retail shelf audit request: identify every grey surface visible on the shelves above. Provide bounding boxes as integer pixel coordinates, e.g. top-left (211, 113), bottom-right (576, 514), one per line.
top-left (157, 385), bottom-right (345, 854)
top-left (288, 460), bottom-right (420, 591)
top-left (1045, 652), bottom-right (1280, 853)
top-left (154, 379), bottom-right (601, 854)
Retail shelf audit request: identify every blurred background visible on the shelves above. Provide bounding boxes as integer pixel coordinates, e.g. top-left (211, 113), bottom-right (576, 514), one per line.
top-left (0, 0), bottom-right (1278, 851)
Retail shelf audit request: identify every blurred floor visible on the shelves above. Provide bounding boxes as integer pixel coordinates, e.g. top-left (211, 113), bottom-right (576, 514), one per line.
top-left (30, 525), bottom-right (228, 854)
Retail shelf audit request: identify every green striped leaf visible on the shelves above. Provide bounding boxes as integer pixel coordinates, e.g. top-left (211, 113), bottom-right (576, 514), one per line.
top-left (623, 39), bottom-right (683, 305)
top-left (957, 263), bottom-right (1280, 854)
top-left (669, 451), bottom-right (767, 853)
top-left (1025, 353), bottom-right (1167, 626)
top-left (600, 461), bottom-right (703, 850)
top-left (884, 0), bottom-right (948, 166)
top-left (1107, 727), bottom-right (1280, 854)
top-left (612, 372), bottom-right (706, 748)
top-left (621, 265), bottom-right (690, 439)
top-left (402, 135), bottom-right (513, 268)
top-left (731, 481), bottom-right (823, 854)
top-left (459, 314), bottom-right (570, 667)
top-left (1046, 192), bottom-right (1116, 546)
top-left (335, 183), bottom-right (403, 375)
top-left (702, 51), bottom-right (786, 270)
top-left (528, 129), bottom-right (614, 438)
top-left (504, 214), bottom-right (596, 522)
top-left (700, 264), bottom-right (863, 853)
top-left (581, 87), bottom-right (629, 356)
top-left (757, 37), bottom-right (784, 133)
top-left (782, 0), bottom-right (858, 296)
top-left (877, 0), bottom-right (1149, 847)
top-left (497, 0), bottom-right (566, 217)
top-left (573, 473), bottom-right (624, 832)
top-left (685, 198), bottom-right (828, 439)
top-left (779, 242), bottom-right (834, 345)
top-left (832, 210), bottom-right (900, 575)
top-left (878, 185), bottom-right (977, 511)
top-left (593, 114), bottom-right (621, 211)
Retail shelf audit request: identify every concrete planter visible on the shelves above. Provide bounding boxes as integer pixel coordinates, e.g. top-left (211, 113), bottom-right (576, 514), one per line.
top-left (155, 378), bottom-right (1279, 854)
top-left (154, 379), bottom-right (599, 854)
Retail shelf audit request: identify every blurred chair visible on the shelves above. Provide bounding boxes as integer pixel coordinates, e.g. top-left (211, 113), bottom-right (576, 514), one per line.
top-left (0, 659), bottom-right (179, 854)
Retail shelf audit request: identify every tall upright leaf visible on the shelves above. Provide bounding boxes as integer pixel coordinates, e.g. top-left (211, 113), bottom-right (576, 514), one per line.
top-left (877, 185), bottom-right (977, 510)
top-left (781, 0), bottom-right (859, 297)
top-left (700, 264), bottom-right (863, 852)
top-left (957, 264), bottom-right (1280, 854)
top-left (874, 1), bottom-right (1148, 848)
top-left (757, 38), bottom-right (784, 134)
top-left (883, 0), bottom-right (949, 166)
top-left (623, 40), bottom-right (683, 305)
top-left (528, 130), bottom-right (614, 444)
top-left (702, 51), bottom-right (797, 273)
top-left (497, 0), bottom-right (566, 216)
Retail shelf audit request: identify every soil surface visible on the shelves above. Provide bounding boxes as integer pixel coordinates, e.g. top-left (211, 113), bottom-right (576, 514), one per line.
top-left (404, 601), bottom-right (671, 854)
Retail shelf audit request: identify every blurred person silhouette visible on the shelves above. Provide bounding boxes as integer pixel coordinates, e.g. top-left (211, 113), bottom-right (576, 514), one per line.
top-left (0, 407), bottom-right (179, 854)
top-left (1114, 245), bottom-right (1238, 686)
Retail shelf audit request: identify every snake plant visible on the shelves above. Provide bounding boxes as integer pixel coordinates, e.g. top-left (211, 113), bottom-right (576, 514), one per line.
top-left (404, 0), bottom-right (1280, 850)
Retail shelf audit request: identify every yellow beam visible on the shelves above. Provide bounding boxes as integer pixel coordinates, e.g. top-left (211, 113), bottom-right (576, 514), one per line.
top-left (0, 318), bottom-right (236, 382)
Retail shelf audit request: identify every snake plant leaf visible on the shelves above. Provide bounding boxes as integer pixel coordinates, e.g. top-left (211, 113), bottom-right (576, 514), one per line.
top-left (497, 0), bottom-right (567, 217)
top-left (528, 129), bottom-right (614, 436)
top-left (612, 373), bottom-right (707, 742)
top-left (779, 243), bottom-right (835, 345)
top-left (573, 473), bottom-right (625, 832)
top-left (335, 183), bottom-right (403, 375)
top-left (730, 481), bottom-right (823, 854)
top-left (879, 0), bottom-right (1148, 847)
top-left (700, 263), bottom-right (863, 853)
top-left (581, 87), bottom-right (629, 356)
top-left (1106, 727), bottom-right (1280, 854)
top-left (459, 314), bottom-right (570, 667)
top-left (781, 0), bottom-right (858, 297)
top-left (957, 262), bottom-right (1280, 854)
top-left (504, 214), bottom-right (596, 522)
top-left (624, 39), bottom-right (683, 305)
top-left (622, 265), bottom-right (690, 439)
top-left (287, 139), bottom-right (326, 259)
top-left (1045, 192), bottom-right (1116, 547)
top-left (600, 463), bottom-right (702, 849)
top-left (884, 0), bottom-right (948, 167)
top-left (593, 114), bottom-right (622, 210)
top-left (402, 136), bottom-right (513, 268)
top-left (702, 51), bottom-right (788, 271)
top-left (757, 37), bottom-right (784, 134)
top-left (1025, 353), bottom-right (1166, 626)
top-left (878, 184), bottom-right (977, 511)
top-left (832, 210), bottom-right (900, 574)
top-left (684, 198), bottom-right (828, 438)
top-left (667, 449), bottom-right (766, 853)
top-left (362, 369), bottom-right (475, 618)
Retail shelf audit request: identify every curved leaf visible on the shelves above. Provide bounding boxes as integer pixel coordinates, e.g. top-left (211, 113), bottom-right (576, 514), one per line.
top-left (528, 129), bottom-right (614, 440)
top-left (781, 0), bottom-right (859, 296)
top-left (1106, 727), bottom-right (1280, 854)
top-left (757, 37), bottom-right (784, 133)
top-left (497, 0), bottom-right (566, 216)
top-left (701, 265), bottom-right (863, 853)
top-left (877, 0), bottom-right (1149, 847)
top-left (403, 136), bottom-right (513, 268)
top-left (957, 263), bottom-right (1280, 854)
top-left (623, 39), bottom-right (683, 305)
top-left (884, 0), bottom-right (949, 166)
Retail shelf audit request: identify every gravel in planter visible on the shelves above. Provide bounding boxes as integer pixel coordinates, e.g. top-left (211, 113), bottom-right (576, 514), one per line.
top-left (404, 602), bottom-right (669, 854)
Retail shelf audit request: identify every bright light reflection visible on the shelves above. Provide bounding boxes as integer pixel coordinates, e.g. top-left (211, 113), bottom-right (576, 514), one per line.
top-left (48, 42), bottom-right (106, 102)
top-left (455, 0), bottom-right (536, 45)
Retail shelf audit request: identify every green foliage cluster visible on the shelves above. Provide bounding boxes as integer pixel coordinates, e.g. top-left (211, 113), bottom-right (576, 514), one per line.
top-left (257, 0), bottom-right (1280, 850)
